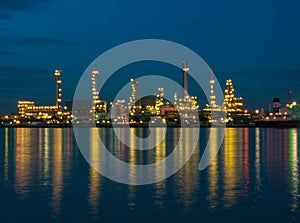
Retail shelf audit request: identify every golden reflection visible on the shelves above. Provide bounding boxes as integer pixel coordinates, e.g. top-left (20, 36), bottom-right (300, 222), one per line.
top-left (154, 128), bottom-right (167, 181)
top-left (154, 128), bottom-right (167, 209)
top-left (207, 128), bottom-right (220, 210)
top-left (243, 128), bottom-right (250, 198)
top-left (108, 128), bottom-right (114, 157)
top-left (43, 128), bottom-right (50, 180)
top-left (127, 185), bottom-right (136, 210)
top-left (173, 128), bottom-right (200, 213)
top-left (88, 128), bottom-right (101, 214)
top-left (114, 128), bottom-right (126, 159)
top-left (63, 128), bottom-right (72, 180)
top-left (128, 128), bottom-right (138, 185)
top-left (223, 128), bottom-right (243, 208)
top-left (127, 128), bottom-right (137, 209)
top-left (51, 128), bottom-right (63, 217)
top-left (255, 128), bottom-right (262, 191)
top-left (289, 129), bottom-right (299, 213)
top-left (14, 128), bottom-right (37, 198)
top-left (37, 128), bottom-right (43, 177)
top-left (4, 128), bottom-right (9, 182)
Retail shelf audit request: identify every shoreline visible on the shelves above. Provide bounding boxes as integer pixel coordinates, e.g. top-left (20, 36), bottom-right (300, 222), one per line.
top-left (0, 124), bottom-right (298, 128)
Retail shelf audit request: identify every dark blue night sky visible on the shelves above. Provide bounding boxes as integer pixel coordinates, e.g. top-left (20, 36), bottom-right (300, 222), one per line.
top-left (0, 0), bottom-right (300, 114)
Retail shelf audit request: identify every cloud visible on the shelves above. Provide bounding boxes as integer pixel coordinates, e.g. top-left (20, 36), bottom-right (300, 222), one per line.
top-left (0, 28), bottom-right (10, 32)
top-left (0, 0), bottom-right (56, 22)
top-left (0, 36), bottom-right (12, 46)
top-left (0, 65), bottom-right (53, 88)
top-left (0, 50), bottom-right (18, 56)
top-left (256, 69), bottom-right (299, 83)
top-left (16, 37), bottom-right (77, 46)
top-left (0, 13), bottom-right (11, 20)
top-left (0, 65), bottom-right (52, 87)
top-left (0, 36), bottom-right (77, 47)
top-left (222, 67), bottom-right (300, 83)
top-left (0, 0), bottom-right (53, 11)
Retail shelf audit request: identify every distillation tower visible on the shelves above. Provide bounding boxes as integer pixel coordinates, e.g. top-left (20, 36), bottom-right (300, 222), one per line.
top-left (182, 60), bottom-right (189, 97)
top-left (55, 70), bottom-right (62, 116)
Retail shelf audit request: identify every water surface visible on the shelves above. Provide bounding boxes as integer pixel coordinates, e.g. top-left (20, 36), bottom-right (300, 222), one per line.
top-left (0, 128), bottom-right (299, 222)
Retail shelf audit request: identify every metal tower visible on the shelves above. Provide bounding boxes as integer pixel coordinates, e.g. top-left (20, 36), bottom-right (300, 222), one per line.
top-left (130, 78), bottom-right (138, 106)
top-left (209, 66), bottom-right (217, 109)
top-left (182, 60), bottom-right (189, 97)
top-left (55, 70), bottom-right (62, 113)
top-left (92, 66), bottom-right (100, 112)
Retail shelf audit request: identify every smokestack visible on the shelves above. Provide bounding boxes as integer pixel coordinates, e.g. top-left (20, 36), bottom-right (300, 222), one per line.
top-left (182, 60), bottom-right (189, 97)
top-left (54, 70), bottom-right (62, 112)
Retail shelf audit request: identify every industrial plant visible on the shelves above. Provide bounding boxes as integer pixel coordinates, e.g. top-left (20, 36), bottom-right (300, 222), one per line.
top-left (0, 61), bottom-right (299, 127)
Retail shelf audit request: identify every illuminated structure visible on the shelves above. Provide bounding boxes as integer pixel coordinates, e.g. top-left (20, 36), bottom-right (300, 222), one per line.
top-left (209, 66), bottom-right (217, 109)
top-left (18, 101), bottom-right (35, 118)
top-left (155, 88), bottom-right (164, 114)
top-left (55, 70), bottom-right (62, 116)
top-left (129, 78), bottom-right (138, 106)
top-left (272, 98), bottom-right (281, 113)
top-left (111, 78), bottom-right (143, 124)
top-left (175, 61), bottom-right (198, 123)
top-left (18, 101), bottom-right (57, 119)
top-left (286, 91), bottom-right (300, 120)
top-left (223, 79), bottom-right (244, 122)
top-left (199, 67), bottom-right (226, 124)
top-left (174, 92), bottom-right (178, 106)
top-left (224, 79), bottom-right (243, 113)
top-left (256, 96), bottom-right (297, 122)
top-left (110, 100), bottom-right (128, 124)
top-left (292, 103), bottom-right (300, 120)
top-left (92, 66), bottom-right (100, 111)
top-left (202, 77), bottom-right (247, 125)
top-left (128, 78), bottom-right (142, 115)
top-left (176, 96), bottom-right (199, 123)
top-left (128, 85), bottom-right (164, 117)
top-left (182, 60), bottom-right (189, 97)
top-left (177, 96), bottom-right (199, 112)
top-left (91, 66), bottom-right (107, 115)
top-left (17, 70), bottom-right (64, 123)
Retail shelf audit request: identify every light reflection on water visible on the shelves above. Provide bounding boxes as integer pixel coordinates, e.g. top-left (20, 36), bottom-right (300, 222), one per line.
top-left (289, 129), bottom-right (299, 214)
top-left (51, 128), bottom-right (63, 218)
top-left (207, 128), bottom-right (220, 211)
top-left (88, 128), bottom-right (101, 217)
top-left (222, 128), bottom-right (243, 208)
top-left (0, 127), bottom-right (299, 222)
